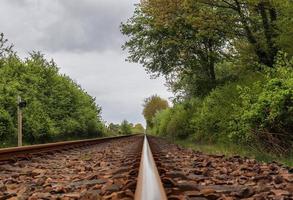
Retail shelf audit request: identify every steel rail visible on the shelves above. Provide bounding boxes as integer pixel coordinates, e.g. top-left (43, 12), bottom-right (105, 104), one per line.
top-left (135, 135), bottom-right (167, 200)
top-left (0, 135), bottom-right (136, 161)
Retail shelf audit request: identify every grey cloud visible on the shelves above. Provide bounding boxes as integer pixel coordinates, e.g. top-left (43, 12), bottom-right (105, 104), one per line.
top-left (49, 51), bottom-right (171, 125)
top-left (0, 0), bottom-right (172, 125)
top-left (2, 0), bottom-right (138, 53)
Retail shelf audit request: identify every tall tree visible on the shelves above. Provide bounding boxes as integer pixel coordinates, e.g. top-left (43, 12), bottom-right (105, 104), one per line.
top-left (122, 0), bottom-right (292, 99)
top-left (193, 0), bottom-right (284, 67)
top-left (121, 0), bottom-right (231, 97)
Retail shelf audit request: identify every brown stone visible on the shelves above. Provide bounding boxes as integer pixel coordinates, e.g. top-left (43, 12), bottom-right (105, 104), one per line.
top-left (112, 167), bottom-right (131, 175)
top-left (0, 181), bottom-right (6, 192)
top-left (29, 192), bottom-right (51, 199)
top-left (63, 193), bottom-right (81, 199)
top-left (51, 185), bottom-right (66, 193)
top-left (80, 189), bottom-right (101, 200)
top-left (271, 189), bottom-right (290, 196)
top-left (31, 169), bottom-right (46, 176)
top-left (177, 182), bottom-right (199, 191)
top-left (122, 180), bottom-right (137, 191)
top-left (274, 175), bottom-right (284, 184)
top-left (70, 179), bottom-right (107, 188)
top-left (166, 171), bottom-right (188, 179)
top-left (104, 184), bottom-right (120, 192)
top-left (235, 187), bottom-right (255, 198)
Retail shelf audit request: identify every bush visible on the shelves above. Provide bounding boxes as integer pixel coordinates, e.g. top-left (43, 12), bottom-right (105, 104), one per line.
top-left (232, 66), bottom-right (293, 154)
top-left (120, 120), bottom-right (132, 135)
top-left (151, 54), bottom-right (293, 155)
top-left (152, 109), bottom-right (171, 136)
top-left (191, 84), bottom-right (239, 143)
top-left (166, 104), bottom-right (191, 139)
top-left (151, 102), bottom-right (196, 139)
top-left (0, 108), bottom-right (14, 142)
top-left (0, 52), bottom-right (105, 145)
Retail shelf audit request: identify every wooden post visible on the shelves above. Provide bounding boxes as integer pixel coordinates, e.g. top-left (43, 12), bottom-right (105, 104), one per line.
top-left (17, 96), bottom-right (22, 147)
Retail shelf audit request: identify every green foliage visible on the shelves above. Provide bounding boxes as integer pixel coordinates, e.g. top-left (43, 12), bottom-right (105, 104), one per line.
top-left (165, 104), bottom-right (191, 139)
top-left (142, 95), bottom-right (169, 128)
top-left (107, 123), bottom-right (121, 135)
top-left (107, 121), bottom-right (143, 135)
top-left (122, 0), bottom-right (293, 99)
top-left (0, 108), bottom-right (14, 141)
top-left (132, 123), bottom-right (145, 133)
top-left (152, 56), bottom-right (293, 154)
top-left (151, 101), bottom-right (199, 139)
top-left (230, 64), bottom-right (293, 154)
top-left (277, 2), bottom-right (293, 57)
top-left (152, 109), bottom-right (171, 137)
top-left (123, 0), bottom-right (293, 156)
top-left (0, 36), bottom-right (104, 145)
top-left (120, 120), bottom-right (132, 135)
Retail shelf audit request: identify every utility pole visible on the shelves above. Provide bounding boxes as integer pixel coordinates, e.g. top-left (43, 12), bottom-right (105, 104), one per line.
top-left (17, 96), bottom-right (26, 147)
top-left (17, 96), bottom-right (22, 147)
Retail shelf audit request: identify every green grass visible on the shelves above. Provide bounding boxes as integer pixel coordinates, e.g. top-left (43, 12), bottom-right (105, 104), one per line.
top-left (173, 138), bottom-right (293, 167)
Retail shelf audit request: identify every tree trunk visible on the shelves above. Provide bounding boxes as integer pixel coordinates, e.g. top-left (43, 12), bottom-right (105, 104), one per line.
top-left (234, 0), bottom-right (273, 67)
top-left (258, 2), bottom-right (278, 67)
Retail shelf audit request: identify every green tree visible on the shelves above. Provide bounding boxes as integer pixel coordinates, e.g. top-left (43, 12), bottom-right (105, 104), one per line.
top-left (120, 120), bottom-right (132, 135)
top-left (0, 34), bottom-right (105, 145)
top-left (108, 123), bottom-right (121, 134)
top-left (142, 95), bottom-right (169, 128)
top-left (122, 0), bottom-right (293, 99)
top-left (121, 1), bottom-right (228, 97)
top-left (132, 123), bottom-right (145, 133)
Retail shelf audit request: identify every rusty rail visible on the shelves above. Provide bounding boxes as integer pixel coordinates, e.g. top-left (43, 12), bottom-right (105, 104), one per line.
top-left (135, 135), bottom-right (167, 200)
top-left (0, 135), bottom-right (136, 161)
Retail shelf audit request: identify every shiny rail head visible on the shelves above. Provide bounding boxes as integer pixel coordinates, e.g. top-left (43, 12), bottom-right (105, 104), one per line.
top-left (135, 136), bottom-right (167, 200)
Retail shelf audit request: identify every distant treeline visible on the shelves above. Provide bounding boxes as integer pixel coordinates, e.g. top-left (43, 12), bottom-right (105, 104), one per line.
top-left (0, 34), bottom-right (105, 146)
top-left (106, 120), bottom-right (145, 136)
top-left (123, 1), bottom-right (293, 155)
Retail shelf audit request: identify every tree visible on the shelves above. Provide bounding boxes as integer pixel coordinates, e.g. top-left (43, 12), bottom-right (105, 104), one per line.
top-left (142, 95), bottom-right (169, 128)
top-left (0, 33), bottom-right (13, 58)
top-left (0, 36), bottom-right (105, 145)
top-left (189, 0), bottom-right (287, 68)
top-left (120, 120), bottom-right (132, 135)
top-left (277, 2), bottom-right (293, 57)
top-left (121, 0), bottom-right (292, 99)
top-left (108, 123), bottom-right (120, 134)
top-left (132, 123), bottom-right (145, 133)
top-left (121, 1), bottom-right (229, 97)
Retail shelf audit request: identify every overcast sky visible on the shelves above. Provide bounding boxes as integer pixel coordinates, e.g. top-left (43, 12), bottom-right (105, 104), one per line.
top-left (0, 0), bottom-right (172, 126)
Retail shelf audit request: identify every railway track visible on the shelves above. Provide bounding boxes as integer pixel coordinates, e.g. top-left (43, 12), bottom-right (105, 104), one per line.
top-left (0, 135), bottom-right (292, 200)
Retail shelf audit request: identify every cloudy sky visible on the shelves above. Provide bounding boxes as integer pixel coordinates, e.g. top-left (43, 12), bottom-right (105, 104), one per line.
top-left (0, 0), bottom-right (172, 126)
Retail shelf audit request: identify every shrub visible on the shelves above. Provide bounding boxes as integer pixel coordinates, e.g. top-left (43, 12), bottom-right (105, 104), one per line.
top-left (152, 108), bottom-right (171, 136)
top-left (233, 66), bottom-right (293, 154)
top-left (0, 108), bottom-right (14, 142)
top-left (120, 120), bottom-right (132, 135)
top-left (152, 102), bottom-right (195, 139)
top-left (166, 104), bottom-right (191, 139)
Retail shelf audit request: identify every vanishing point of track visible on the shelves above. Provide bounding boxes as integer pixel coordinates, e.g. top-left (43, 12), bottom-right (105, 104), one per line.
top-left (0, 135), bottom-right (292, 200)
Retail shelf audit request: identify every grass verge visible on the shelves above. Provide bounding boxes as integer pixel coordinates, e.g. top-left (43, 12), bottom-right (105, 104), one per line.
top-left (173, 138), bottom-right (293, 167)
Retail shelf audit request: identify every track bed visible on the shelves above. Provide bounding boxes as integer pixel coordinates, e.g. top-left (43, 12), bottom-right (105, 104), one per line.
top-left (0, 135), bottom-right (292, 200)
top-left (0, 136), bottom-right (143, 200)
top-left (148, 136), bottom-right (293, 200)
